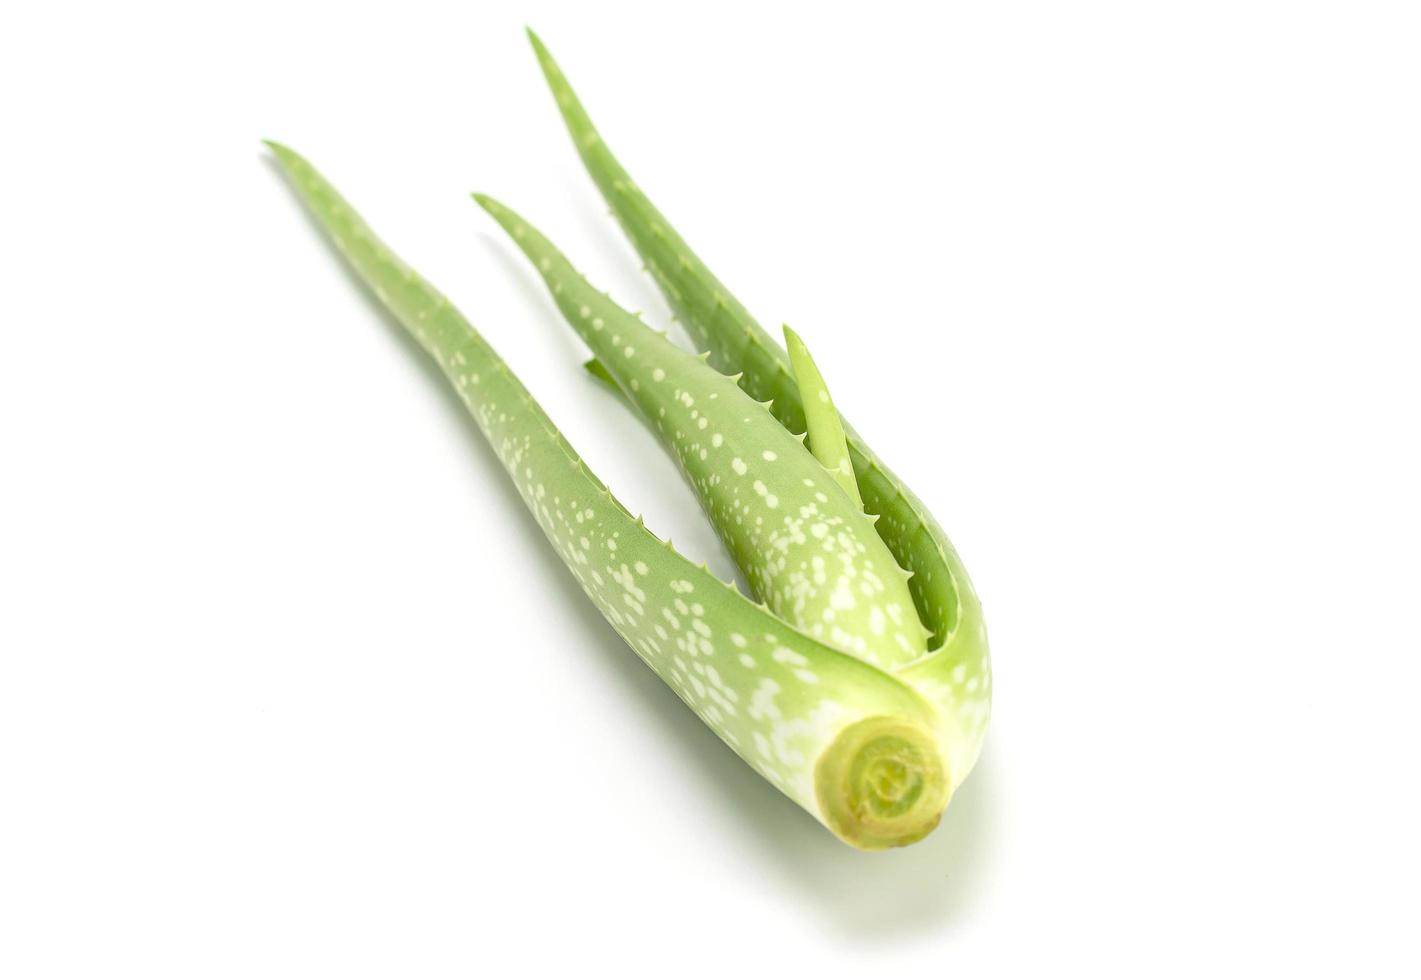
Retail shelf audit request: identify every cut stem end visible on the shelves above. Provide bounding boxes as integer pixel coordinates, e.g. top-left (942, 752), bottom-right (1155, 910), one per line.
top-left (814, 717), bottom-right (950, 850)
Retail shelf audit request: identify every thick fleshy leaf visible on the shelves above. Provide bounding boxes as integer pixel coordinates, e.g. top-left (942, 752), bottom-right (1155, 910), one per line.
top-left (269, 142), bottom-right (952, 849)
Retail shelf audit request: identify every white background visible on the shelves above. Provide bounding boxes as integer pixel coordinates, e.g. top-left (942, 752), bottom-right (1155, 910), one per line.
top-left (2, 1), bottom-right (1418, 975)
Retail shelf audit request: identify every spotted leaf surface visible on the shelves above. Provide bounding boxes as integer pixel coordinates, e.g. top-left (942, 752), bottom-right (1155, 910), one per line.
top-left (476, 195), bottom-right (928, 671)
top-left (269, 143), bottom-right (949, 848)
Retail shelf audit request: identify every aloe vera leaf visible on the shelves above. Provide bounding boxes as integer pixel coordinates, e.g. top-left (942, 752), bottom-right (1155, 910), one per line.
top-left (525, 32), bottom-right (992, 781)
top-left (781, 324), bottom-right (863, 508)
top-left (268, 142), bottom-right (951, 849)
top-left (475, 194), bottom-right (928, 671)
top-left (582, 357), bottom-right (622, 393)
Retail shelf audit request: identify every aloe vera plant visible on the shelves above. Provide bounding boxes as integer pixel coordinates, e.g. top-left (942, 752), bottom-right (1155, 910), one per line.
top-left (267, 33), bottom-right (990, 850)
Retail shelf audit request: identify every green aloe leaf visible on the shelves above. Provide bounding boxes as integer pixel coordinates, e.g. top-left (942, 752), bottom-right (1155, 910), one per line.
top-left (269, 143), bottom-right (955, 848)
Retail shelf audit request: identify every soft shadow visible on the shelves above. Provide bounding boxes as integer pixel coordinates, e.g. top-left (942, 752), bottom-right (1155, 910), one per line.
top-left (268, 155), bottom-right (998, 936)
top-left (743, 747), bottom-right (999, 942)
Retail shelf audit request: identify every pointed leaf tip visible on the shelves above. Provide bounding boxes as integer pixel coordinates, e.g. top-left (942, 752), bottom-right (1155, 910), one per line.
top-left (526, 26), bottom-right (561, 80)
top-left (262, 139), bottom-right (303, 171)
